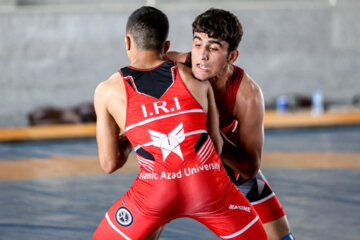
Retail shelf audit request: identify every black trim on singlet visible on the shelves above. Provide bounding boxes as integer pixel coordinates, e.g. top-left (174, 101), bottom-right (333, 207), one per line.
top-left (194, 133), bottom-right (208, 152)
top-left (184, 52), bottom-right (192, 68)
top-left (222, 160), bottom-right (274, 202)
top-left (222, 161), bottom-right (237, 183)
top-left (121, 61), bottom-right (175, 99)
top-left (125, 79), bottom-right (135, 91)
top-left (244, 178), bottom-right (273, 202)
top-left (136, 147), bottom-right (155, 161)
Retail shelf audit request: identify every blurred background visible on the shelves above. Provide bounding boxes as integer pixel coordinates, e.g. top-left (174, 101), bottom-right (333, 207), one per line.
top-left (0, 0), bottom-right (359, 127)
top-left (0, 1), bottom-right (360, 239)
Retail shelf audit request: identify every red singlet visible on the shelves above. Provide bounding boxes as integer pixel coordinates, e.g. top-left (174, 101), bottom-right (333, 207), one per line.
top-left (93, 61), bottom-right (266, 239)
top-left (221, 65), bottom-right (286, 224)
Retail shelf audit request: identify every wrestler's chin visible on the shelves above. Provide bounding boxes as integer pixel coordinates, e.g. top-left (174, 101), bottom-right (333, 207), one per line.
top-left (192, 70), bottom-right (211, 81)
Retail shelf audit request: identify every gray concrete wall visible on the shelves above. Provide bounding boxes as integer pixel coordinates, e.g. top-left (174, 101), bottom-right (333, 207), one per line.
top-left (0, 2), bottom-right (359, 127)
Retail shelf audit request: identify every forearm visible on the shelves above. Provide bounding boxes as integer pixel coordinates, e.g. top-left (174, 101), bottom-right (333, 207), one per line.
top-left (99, 135), bottom-right (132, 174)
top-left (164, 51), bottom-right (187, 63)
top-left (116, 135), bottom-right (133, 169)
top-left (220, 132), bottom-right (260, 180)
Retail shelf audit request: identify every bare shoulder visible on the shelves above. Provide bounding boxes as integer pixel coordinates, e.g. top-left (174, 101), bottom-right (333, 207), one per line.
top-left (95, 72), bottom-right (124, 100)
top-left (97, 72), bottom-right (123, 91)
top-left (94, 71), bottom-right (127, 130)
top-left (94, 71), bottom-right (126, 112)
top-left (234, 71), bottom-right (264, 119)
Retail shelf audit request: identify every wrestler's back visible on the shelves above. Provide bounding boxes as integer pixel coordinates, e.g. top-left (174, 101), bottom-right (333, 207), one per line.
top-left (121, 61), bottom-right (235, 217)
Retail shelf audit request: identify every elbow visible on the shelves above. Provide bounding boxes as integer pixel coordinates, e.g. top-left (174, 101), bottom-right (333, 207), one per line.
top-left (239, 156), bottom-right (261, 180)
top-left (101, 164), bottom-right (116, 174)
top-left (100, 158), bottom-right (117, 174)
top-left (233, 166), bottom-right (258, 180)
top-left (243, 167), bottom-right (259, 180)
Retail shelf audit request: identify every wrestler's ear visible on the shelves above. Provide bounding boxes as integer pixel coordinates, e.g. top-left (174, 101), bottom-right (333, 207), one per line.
top-left (227, 49), bottom-right (239, 64)
top-left (125, 35), bottom-right (131, 51)
top-left (163, 40), bottom-right (170, 55)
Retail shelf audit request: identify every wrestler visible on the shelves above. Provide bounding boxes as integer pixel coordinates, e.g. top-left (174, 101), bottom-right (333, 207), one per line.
top-left (163, 8), bottom-right (295, 240)
top-left (92, 6), bottom-right (266, 240)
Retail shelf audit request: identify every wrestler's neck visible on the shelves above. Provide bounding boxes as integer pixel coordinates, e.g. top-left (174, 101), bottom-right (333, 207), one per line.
top-left (209, 64), bottom-right (234, 93)
top-left (128, 50), bottom-right (165, 69)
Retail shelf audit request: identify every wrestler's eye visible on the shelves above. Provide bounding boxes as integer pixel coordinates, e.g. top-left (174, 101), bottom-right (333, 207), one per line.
top-left (210, 47), bottom-right (218, 52)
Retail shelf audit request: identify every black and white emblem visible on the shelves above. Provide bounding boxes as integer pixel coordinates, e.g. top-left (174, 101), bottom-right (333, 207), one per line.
top-left (115, 207), bottom-right (133, 227)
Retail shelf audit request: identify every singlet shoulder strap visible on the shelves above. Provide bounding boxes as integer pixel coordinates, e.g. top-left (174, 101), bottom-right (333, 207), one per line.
top-left (184, 52), bottom-right (192, 67)
top-left (224, 66), bottom-right (244, 116)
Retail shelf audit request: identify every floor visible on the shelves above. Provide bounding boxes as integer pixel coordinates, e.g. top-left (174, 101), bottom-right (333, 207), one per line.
top-left (0, 126), bottom-right (359, 240)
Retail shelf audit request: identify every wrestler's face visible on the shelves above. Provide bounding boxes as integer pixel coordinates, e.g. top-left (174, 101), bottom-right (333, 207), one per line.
top-left (191, 32), bottom-right (231, 81)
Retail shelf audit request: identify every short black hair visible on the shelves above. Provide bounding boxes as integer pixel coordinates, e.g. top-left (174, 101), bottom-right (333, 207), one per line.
top-left (192, 8), bottom-right (243, 53)
top-left (126, 6), bottom-right (169, 52)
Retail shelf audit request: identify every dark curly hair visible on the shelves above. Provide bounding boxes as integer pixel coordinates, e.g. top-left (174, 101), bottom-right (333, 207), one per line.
top-left (126, 6), bottom-right (169, 51)
top-left (192, 8), bottom-right (243, 53)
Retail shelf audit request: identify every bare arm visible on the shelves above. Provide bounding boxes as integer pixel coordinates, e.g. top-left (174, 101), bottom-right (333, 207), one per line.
top-left (206, 83), bottom-right (223, 155)
top-left (94, 76), bottom-right (131, 174)
top-left (164, 51), bottom-right (188, 63)
top-left (220, 73), bottom-right (264, 179)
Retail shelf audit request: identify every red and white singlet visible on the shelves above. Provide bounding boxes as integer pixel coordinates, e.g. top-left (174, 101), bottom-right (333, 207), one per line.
top-left (93, 61), bottom-right (266, 240)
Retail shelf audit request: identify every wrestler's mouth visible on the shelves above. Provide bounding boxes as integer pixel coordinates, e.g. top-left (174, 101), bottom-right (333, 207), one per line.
top-left (196, 64), bottom-right (209, 71)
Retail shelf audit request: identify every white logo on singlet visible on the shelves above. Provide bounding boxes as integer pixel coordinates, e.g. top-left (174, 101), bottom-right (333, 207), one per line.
top-left (149, 122), bottom-right (185, 162)
top-left (141, 97), bottom-right (181, 118)
top-left (229, 204), bottom-right (251, 212)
